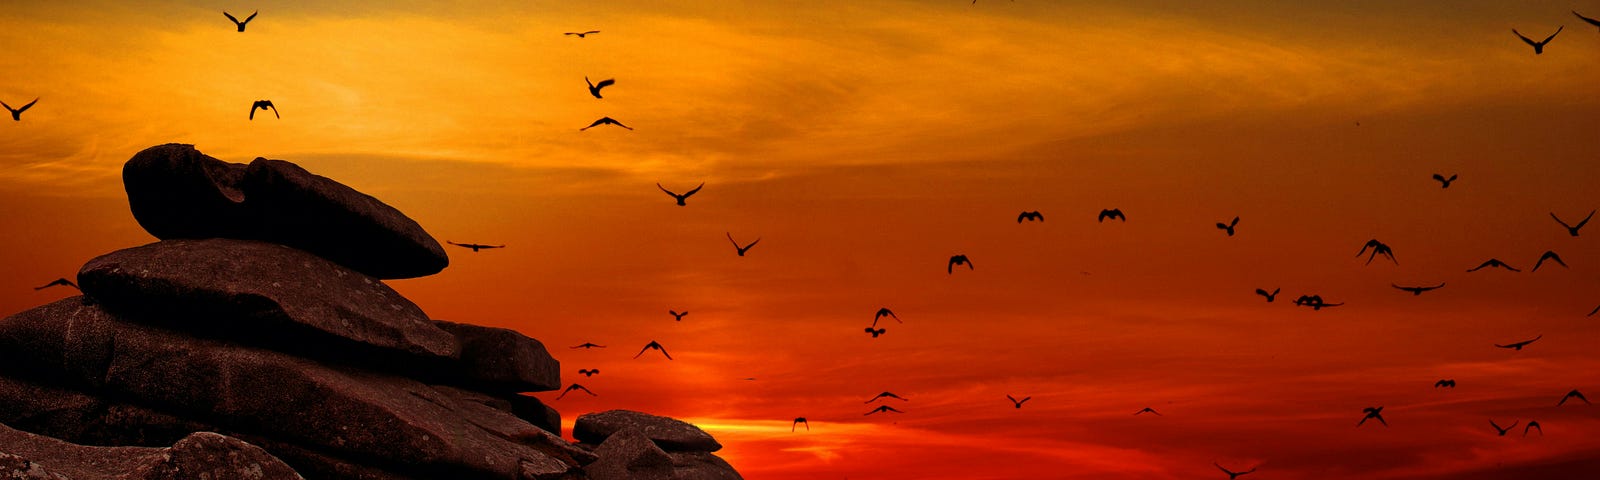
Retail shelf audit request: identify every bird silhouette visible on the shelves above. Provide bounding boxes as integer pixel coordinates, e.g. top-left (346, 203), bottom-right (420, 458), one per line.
top-left (555, 384), bottom-right (597, 400)
top-left (1358, 406), bottom-right (1387, 427)
top-left (223, 11), bottom-right (257, 32)
top-left (565, 30), bottom-right (600, 38)
top-left (1214, 462), bottom-right (1256, 479)
top-left (580, 117), bottom-right (631, 130)
top-left (1533, 251), bottom-right (1567, 272)
top-left (1392, 283), bottom-right (1445, 296)
top-left (1006, 395), bottom-right (1031, 409)
top-left (1489, 419), bottom-right (1517, 436)
top-left (635, 340), bottom-right (672, 360)
top-left (1216, 216), bottom-right (1239, 236)
top-left (1254, 288), bottom-right (1280, 302)
top-left (585, 77), bottom-right (615, 99)
top-left (1513, 27), bottom-right (1563, 54)
top-left (1578, 11), bottom-right (1600, 31)
top-left (2, 98), bottom-right (38, 121)
top-left (1097, 209), bottom-right (1126, 222)
top-left (33, 278), bottom-right (79, 291)
top-left (792, 417), bottom-right (808, 431)
top-left (578, 369), bottom-right (599, 377)
top-left (570, 343), bottom-right (606, 349)
top-left (1017, 211), bottom-right (1044, 223)
top-left (1434, 379), bottom-right (1456, 388)
top-left (1590, 304), bottom-right (1599, 317)
top-left (727, 233), bottom-right (760, 256)
top-left (1357, 239), bottom-right (1398, 265)
top-left (658, 182), bottom-right (703, 206)
top-left (864, 405), bottom-right (904, 416)
top-left (248, 100), bottom-right (278, 120)
top-left (447, 241), bottom-right (505, 252)
top-left (1432, 173), bottom-right (1457, 188)
top-left (669, 310), bottom-right (688, 321)
top-left (873, 308), bottom-right (900, 327)
top-left (1558, 389), bottom-right (1590, 406)
top-left (1467, 259), bottom-right (1519, 272)
top-left (1292, 295), bottom-right (1343, 310)
top-left (865, 392), bottom-right (909, 403)
top-left (1550, 210), bottom-right (1593, 236)
top-left (947, 255), bottom-right (973, 274)
top-left (1494, 334), bottom-right (1541, 351)
top-left (865, 327), bottom-right (886, 338)
top-left (1134, 407), bottom-right (1162, 416)
top-left (1525, 421), bottom-right (1543, 437)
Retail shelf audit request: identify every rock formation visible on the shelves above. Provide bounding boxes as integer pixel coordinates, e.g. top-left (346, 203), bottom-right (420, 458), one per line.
top-left (0, 144), bottom-right (742, 480)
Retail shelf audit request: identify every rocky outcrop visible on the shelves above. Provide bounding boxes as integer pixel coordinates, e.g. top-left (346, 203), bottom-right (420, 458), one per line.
top-left (0, 421), bottom-right (302, 480)
top-left (575, 411), bottom-right (723, 453)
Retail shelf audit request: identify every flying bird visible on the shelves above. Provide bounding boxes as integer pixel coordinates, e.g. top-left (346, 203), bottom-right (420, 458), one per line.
top-left (657, 182), bottom-right (703, 206)
top-left (1467, 259), bottom-right (1520, 272)
top-left (1590, 304), bottom-right (1599, 317)
top-left (570, 343), bottom-right (606, 349)
top-left (223, 10), bottom-right (257, 32)
top-left (1214, 463), bottom-right (1257, 480)
top-left (727, 233), bottom-right (760, 256)
top-left (1494, 334), bottom-right (1542, 351)
top-left (634, 340), bottom-right (672, 360)
top-left (1578, 11), bottom-right (1600, 31)
top-left (1292, 295), bottom-right (1343, 310)
top-left (1533, 251), bottom-right (1567, 272)
top-left (565, 30), bottom-right (600, 38)
top-left (1216, 216), bottom-right (1239, 236)
top-left (447, 241), bottom-right (505, 252)
top-left (1432, 173), bottom-right (1457, 188)
top-left (1525, 421), bottom-right (1543, 437)
top-left (585, 77), bottom-right (614, 99)
top-left (947, 254), bottom-right (973, 274)
top-left (865, 327), bottom-right (886, 338)
top-left (248, 100), bottom-right (278, 120)
top-left (1358, 406), bottom-right (1387, 427)
top-left (1558, 389), bottom-right (1590, 406)
top-left (792, 417), bottom-right (808, 432)
top-left (1006, 395), bottom-right (1031, 409)
top-left (33, 278), bottom-right (79, 291)
top-left (1017, 211), bottom-right (1044, 223)
top-left (1513, 27), bottom-right (1563, 54)
top-left (865, 392), bottom-right (909, 403)
top-left (1357, 239), bottom-right (1398, 265)
top-left (1392, 283), bottom-right (1445, 296)
top-left (1489, 419), bottom-right (1518, 437)
top-left (873, 308), bottom-right (900, 327)
top-left (578, 369), bottom-right (599, 377)
top-left (580, 117), bottom-right (631, 131)
top-left (1097, 208), bottom-right (1126, 222)
top-left (2, 98), bottom-right (37, 121)
top-left (1434, 379), bottom-right (1456, 388)
top-left (1254, 288), bottom-right (1280, 302)
top-left (1134, 407), bottom-right (1162, 416)
top-left (669, 310), bottom-right (688, 321)
top-left (1550, 210), bottom-right (1593, 236)
top-left (864, 405), bottom-right (904, 416)
top-left (555, 384), bottom-right (597, 400)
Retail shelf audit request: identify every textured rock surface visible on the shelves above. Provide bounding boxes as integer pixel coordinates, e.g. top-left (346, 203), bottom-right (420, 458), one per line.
top-left (0, 421), bottom-right (302, 480)
top-left (122, 143), bottom-right (448, 279)
top-left (667, 452), bottom-right (745, 480)
top-left (574, 410), bottom-right (723, 453)
top-left (433, 320), bottom-right (560, 393)
top-left (582, 429), bottom-right (674, 480)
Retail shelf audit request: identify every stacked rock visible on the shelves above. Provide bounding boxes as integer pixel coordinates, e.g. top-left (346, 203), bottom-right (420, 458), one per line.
top-left (0, 144), bottom-right (742, 480)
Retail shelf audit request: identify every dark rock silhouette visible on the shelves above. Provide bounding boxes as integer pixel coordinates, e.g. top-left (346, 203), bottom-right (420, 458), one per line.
top-left (433, 320), bottom-right (561, 392)
top-left (574, 410), bottom-right (723, 453)
top-left (0, 422), bottom-right (302, 480)
top-left (583, 429), bottom-right (674, 480)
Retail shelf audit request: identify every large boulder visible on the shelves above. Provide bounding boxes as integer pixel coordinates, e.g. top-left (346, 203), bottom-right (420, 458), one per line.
top-left (574, 411), bottom-right (722, 453)
top-left (433, 320), bottom-right (560, 393)
top-left (582, 429), bottom-right (673, 480)
top-left (0, 421), bottom-right (302, 480)
top-left (667, 452), bottom-right (744, 480)
top-left (122, 143), bottom-right (448, 279)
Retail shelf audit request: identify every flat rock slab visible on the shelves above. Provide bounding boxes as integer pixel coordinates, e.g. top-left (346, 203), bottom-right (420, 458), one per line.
top-left (0, 421), bottom-right (302, 480)
top-left (79, 239), bottom-right (458, 362)
top-left (433, 320), bottom-right (560, 393)
top-left (574, 411), bottom-right (722, 453)
top-left (123, 143), bottom-right (448, 279)
top-left (582, 429), bottom-right (673, 480)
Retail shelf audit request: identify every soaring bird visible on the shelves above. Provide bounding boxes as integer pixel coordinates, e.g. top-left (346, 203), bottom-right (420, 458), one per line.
top-left (1216, 216), bottom-right (1240, 236)
top-left (1489, 419), bottom-right (1517, 436)
top-left (33, 278), bottom-right (79, 291)
top-left (1435, 379), bottom-right (1456, 388)
top-left (580, 117), bottom-right (631, 130)
top-left (865, 392), bottom-right (908, 403)
top-left (1590, 304), bottom-right (1599, 317)
top-left (1551, 210), bottom-right (1593, 236)
top-left (1214, 463), bottom-right (1257, 480)
top-left (864, 405), bottom-right (904, 416)
top-left (947, 254), bottom-right (973, 274)
top-left (1513, 27), bottom-right (1563, 54)
top-left (1558, 389), bottom-right (1590, 406)
top-left (1392, 283), bottom-right (1445, 296)
top-left (1467, 259), bottom-right (1519, 272)
top-left (556, 384), bottom-right (597, 400)
top-left (447, 241), bottom-right (505, 252)
top-left (634, 340), bottom-right (672, 360)
top-left (1525, 421), bottom-right (1543, 437)
top-left (248, 100), bottom-right (278, 120)
top-left (565, 30), bottom-right (600, 38)
top-left (1432, 173), bottom-right (1457, 188)
top-left (1495, 334), bottom-right (1542, 351)
top-left (1017, 211), bottom-right (1044, 223)
top-left (1254, 288), bottom-right (1280, 302)
top-left (1358, 406), bottom-right (1387, 427)
top-left (727, 233), bottom-right (760, 256)
top-left (223, 10), bottom-right (257, 32)
top-left (1006, 395), bottom-right (1031, 409)
top-left (1533, 251), bottom-right (1567, 272)
top-left (2, 98), bottom-right (38, 121)
top-left (578, 369), bottom-right (599, 377)
top-left (586, 77), bottom-right (615, 99)
top-left (792, 417), bottom-right (808, 431)
top-left (1357, 239), bottom-right (1398, 265)
top-left (865, 327), bottom-right (886, 338)
top-left (1292, 295), bottom-right (1343, 310)
top-left (1097, 208), bottom-right (1126, 222)
top-left (570, 343), bottom-right (606, 349)
top-left (873, 308), bottom-right (900, 327)
top-left (1134, 407), bottom-right (1162, 416)
top-left (1578, 11), bottom-right (1600, 31)
top-left (669, 310), bottom-right (688, 321)
top-left (658, 182), bottom-right (703, 206)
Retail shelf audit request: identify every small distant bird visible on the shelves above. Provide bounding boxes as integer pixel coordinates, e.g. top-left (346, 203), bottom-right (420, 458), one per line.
top-left (1513, 27), bottom-right (1563, 54)
top-left (1495, 334), bottom-right (1542, 351)
top-left (1097, 209), bottom-right (1126, 222)
top-left (447, 240), bottom-right (505, 252)
top-left (223, 10), bottom-right (257, 32)
top-left (249, 100), bottom-right (278, 120)
top-left (1392, 283), bottom-right (1445, 296)
top-left (864, 405), bottom-right (904, 416)
top-left (1533, 251), bottom-right (1567, 272)
top-left (1432, 173), bottom-right (1457, 188)
top-left (1216, 216), bottom-right (1239, 236)
top-left (1357, 239), bottom-right (1398, 265)
top-left (873, 308), bottom-right (900, 327)
top-left (556, 384), bottom-right (597, 400)
top-left (1590, 304), bottom-right (1599, 317)
top-left (1292, 295), bottom-right (1343, 310)
top-left (1467, 259), bottom-right (1520, 272)
top-left (565, 30), bottom-right (600, 38)
top-left (865, 327), bottom-right (886, 338)
top-left (727, 233), bottom-right (760, 256)
top-left (1134, 407), bottom-right (1162, 416)
top-left (580, 117), bottom-right (631, 131)
top-left (1525, 421), bottom-right (1543, 437)
top-left (1358, 406), bottom-right (1387, 427)
top-left (33, 278), bottom-right (79, 291)
top-left (1006, 394), bottom-right (1031, 409)
top-left (865, 392), bottom-right (908, 403)
top-left (1255, 288), bottom-right (1280, 302)
top-left (947, 255), bottom-right (973, 274)
top-left (658, 182), bottom-right (703, 206)
top-left (1017, 211), bottom-right (1044, 223)
top-left (1489, 419), bottom-right (1517, 436)
top-left (1551, 210), bottom-right (1594, 236)
top-left (1578, 11), bottom-right (1600, 31)
top-left (585, 77), bottom-right (614, 99)
top-left (1434, 379), bottom-right (1456, 388)
top-left (669, 310), bottom-right (688, 321)
top-left (1214, 462), bottom-right (1256, 480)
top-left (792, 417), bottom-right (808, 432)
top-left (634, 340), bottom-right (672, 360)
top-left (578, 369), bottom-right (599, 377)
top-left (2, 98), bottom-right (38, 121)
top-left (1558, 389), bottom-right (1590, 406)
top-left (570, 343), bottom-right (606, 349)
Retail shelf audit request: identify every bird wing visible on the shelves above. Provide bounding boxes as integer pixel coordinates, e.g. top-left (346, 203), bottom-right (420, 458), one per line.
top-left (948, 258), bottom-right (956, 274)
top-left (268, 103), bottom-right (279, 118)
top-left (1577, 209), bottom-right (1596, 229)
top-left (1097, 210), bottom-right (1110, 222)
top-left (586, 31), bottom-right (600, 34)
top-left (1006, 395), bottom-right (1017, 404)
top-left (727, 232), bottom-right (740, 248)
top-left (249, 104), bottom-right (256, 120)
top-left (245, 11), bottom-right (257, 23)
top-left (659, 345), bottom-right (673, 360)
top-left (1578, 11), bottom-right (1600, 27)
top-left (1489, 419), bottom-right (1502, 431)
top-left (1215, 463), bottom-right (1232, 475)
top-left (0, 101), bottom-right (10, 112)
top-left (1551, 212), bottom-right (1574, 229)
top-left (1018, 212), bottom-right (1028, 223)
top-left (596, 78), bottom-right (615, 89)
top-left (1391, 284), bottom-right (1408, 291)
top-left (1432, 173), bottom-right (1444, 182)
top-left (1429, 283), bottom-right (1445, 290)
top-left (1216, 222), bottom-right (1228, 230)
top-left (1542, 26), bottom-right (1563, 44)
top-left (657, 183), bottom-right (677, 196)
top-left (18, 98), bottom-right (37, 112)
top-left (743, 238), bottom-right (760, 249)
top-left (1255, 288), bottom-right (1269, 296)
top-left (683, 182), bottom-right (704, 196)
top-left (1589, 304), bottom-right (1599, 317)
top-left (224, 11), bottom-right (238, 23)
top-left (633, 345), bottom-right (649, 358)
top-left (1231, 216), bottom-right (1239, 226)
top-left (1514, 29), bottom-right (1538, 46)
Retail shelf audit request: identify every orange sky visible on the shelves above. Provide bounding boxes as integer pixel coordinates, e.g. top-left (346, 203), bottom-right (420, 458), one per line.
top-left (3, 1), bottom-right (1600, 478)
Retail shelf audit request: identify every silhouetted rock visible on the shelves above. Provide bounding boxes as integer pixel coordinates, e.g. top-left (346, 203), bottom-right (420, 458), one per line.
top-left (123, 143), bottom-right (448, 279)
top-left (507, 395), bottom-right (564, 436)
top-left (574, 411), bottom-right (722, 453)
top-left (433, 320), bottom-right (560, 393)
top-left (668, 452), bottom-right (744, 480)
top-left (582, 429), bottom-right (674, 480)
top-left (0, 421), bottom-right (302, 480)
top-left (78, 239), bottom-right (458, 362)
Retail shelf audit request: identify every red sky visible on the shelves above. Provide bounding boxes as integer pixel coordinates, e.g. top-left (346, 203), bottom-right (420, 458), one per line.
top-left (2, 1), bottom-right (1599, 478)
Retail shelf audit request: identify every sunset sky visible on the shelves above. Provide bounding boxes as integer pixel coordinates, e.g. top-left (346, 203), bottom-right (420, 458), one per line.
top-left (3, 1), bottom-right (1600, 478)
